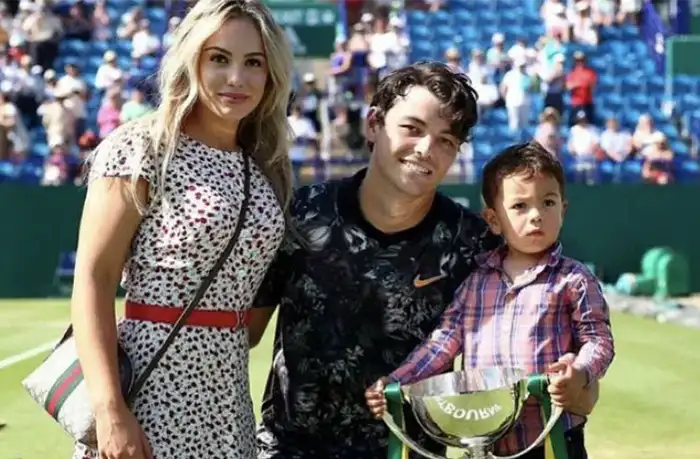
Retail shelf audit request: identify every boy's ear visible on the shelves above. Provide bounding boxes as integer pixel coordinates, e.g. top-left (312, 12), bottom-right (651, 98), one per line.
top-left (482, 208), bottom-right (502, 235)
top-left (561, 199), bottom-right (568, 217)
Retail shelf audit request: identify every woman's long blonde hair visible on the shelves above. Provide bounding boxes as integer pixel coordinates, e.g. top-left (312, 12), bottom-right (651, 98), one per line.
top-left (131, 0), bottom-right (293, 212)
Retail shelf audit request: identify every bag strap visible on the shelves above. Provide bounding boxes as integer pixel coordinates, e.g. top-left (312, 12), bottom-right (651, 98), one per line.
top-left (125, 153), bottom-right (252, 403)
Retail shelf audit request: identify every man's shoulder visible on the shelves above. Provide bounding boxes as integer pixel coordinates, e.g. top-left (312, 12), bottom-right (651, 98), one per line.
top-left (289, 178), bottom-right (346, 220)
top-left (434, 193), bottom-right (500, 251)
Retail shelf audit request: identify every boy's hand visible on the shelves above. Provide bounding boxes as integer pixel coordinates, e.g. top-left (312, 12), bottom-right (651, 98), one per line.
top-left (547, 355), bottom-right (588, 409)
top-left (365, 378), bottom-right (388, 420)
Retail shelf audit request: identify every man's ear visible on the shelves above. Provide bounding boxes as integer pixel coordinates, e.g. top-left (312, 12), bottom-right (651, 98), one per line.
top-left (364, 107), bottom-right (380, 142)
top-left (482, 208), bottom-right (502, 235)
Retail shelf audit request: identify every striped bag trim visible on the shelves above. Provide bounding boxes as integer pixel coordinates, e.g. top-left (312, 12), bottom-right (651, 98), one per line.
top-left (44, 359), bottom-right (84, 419)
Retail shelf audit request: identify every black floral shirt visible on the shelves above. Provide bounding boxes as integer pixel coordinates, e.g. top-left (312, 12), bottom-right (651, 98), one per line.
top-left (255, 170), bottom-right (500, 459)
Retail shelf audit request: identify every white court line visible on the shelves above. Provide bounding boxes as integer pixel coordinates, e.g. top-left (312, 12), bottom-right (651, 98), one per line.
top-left (0, 341), bottom-right (56, 370)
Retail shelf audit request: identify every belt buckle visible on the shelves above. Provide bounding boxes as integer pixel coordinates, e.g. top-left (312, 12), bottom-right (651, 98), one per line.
top-left (234, 310), bottom-right (246, 328)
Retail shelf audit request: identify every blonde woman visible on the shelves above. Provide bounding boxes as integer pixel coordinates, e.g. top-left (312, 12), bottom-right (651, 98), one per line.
top-left (70, 1), bottom-right (293, 459)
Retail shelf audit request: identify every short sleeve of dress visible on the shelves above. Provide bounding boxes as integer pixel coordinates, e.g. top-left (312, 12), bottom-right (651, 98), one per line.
top-left (87, 118), bottom-right (157, 186)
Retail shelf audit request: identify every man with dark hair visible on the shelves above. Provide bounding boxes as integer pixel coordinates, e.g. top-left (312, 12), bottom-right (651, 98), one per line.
top-left (252, 62), bottom-right (597, 459)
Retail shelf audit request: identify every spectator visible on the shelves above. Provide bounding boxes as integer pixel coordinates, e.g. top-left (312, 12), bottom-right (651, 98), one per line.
top-left (534, 106), bottom-right (562, 157)
top-left (568, 110), bottom-right (600, 183)
top-left (566, 50), bottom-right (596, 125)
top-left (328, 38), bottom-right (352, 102)
top-left (163, 16), bottom-right (181, 50)
top-left (385, 16), bottom-right (409, 70)
top-left (91, 0), bottom-right (112, 41)
top-left (62, 3), bottom-right (92, 41)
top-left (7, 35), bottom-right (28, 63)
top-left (74, 130), bottom-right (99, 185)
top-left (467, 48), bottom-right (490, 83)
top-left (540, 30), bottom-right (565, 69)
top-left (641, 132), bottom-right (674, 184)
top-left (8, 54), bottom-right (42, 124)
top-left (131, 19), bottom-right (160, 60)
top-left (631, 113), bottom-right (660, 155)
top-left (288, 103), bottom-right (318, 164)
top-left (21, 2), bottom-right (62, 70)
top-left (96, 87), bottom-right (122, 139)
top-left (39, 84), bottom-right (76, 149)
top-left (0, 4), bottom-right (10, 48)
top-left (507, 38), bottom-right (529, 65)
top-left (64, 84), bottom-right (87, 137)
top-left (42, 67), bottom-right (57, 98)
top-left (425, 0), bottom-right (447, 12)
top-left (0, 90), bottom-right (29, 159)
top-left (298, 73), bottom-right (323, 134)
top-left (116, 6), bottom-right (142, 39)
top-left (472, 73), bottom-right (499, 113)
top-left (120, 88), bottom-right (152, 123)
top-left (500, 57), bottom-right (533, 132)
top-left (486, 32), bottom-right (508, 79)
top-left (592, 0), bottom-right (616, 26)
top-left (346, 22), bottom-right (371, 98)
top-left (444, 47), bottom-right (464, 73)
top-left (540, 53), bottom-right (565, 115)
top-left (600, 117), bottom-right (632, 162)
top-left (618, 0), bottom-right (643, 24)
top-left (41, 142), bottom-right (75, 186)
top-left (542, 1), bottom-right (570, 41)
top-left (57, 63), bottom-right (86, 93)
top-left (570, 1), bottom-right (599, 46)
top-left (94, 50), bottom-right (123, 91)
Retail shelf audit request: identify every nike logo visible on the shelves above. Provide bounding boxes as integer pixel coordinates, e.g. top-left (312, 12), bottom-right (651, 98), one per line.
top-left (413, 274), bottom-right (447, 288)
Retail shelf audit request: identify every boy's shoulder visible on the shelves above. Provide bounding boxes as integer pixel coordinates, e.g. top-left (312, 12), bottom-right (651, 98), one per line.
top-left (556, 255), bottom-right (601, 285)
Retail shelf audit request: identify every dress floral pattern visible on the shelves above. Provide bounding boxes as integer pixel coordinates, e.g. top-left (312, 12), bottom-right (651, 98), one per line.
top-left (74, 119), bottom-right (285, 459)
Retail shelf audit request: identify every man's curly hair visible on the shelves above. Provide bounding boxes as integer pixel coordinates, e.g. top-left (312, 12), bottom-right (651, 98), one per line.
top-left (367, 61), bottom-right (479, 150)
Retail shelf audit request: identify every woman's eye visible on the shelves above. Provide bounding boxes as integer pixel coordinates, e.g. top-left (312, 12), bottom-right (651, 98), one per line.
top-left (210, 53), bottom-right (228, 64)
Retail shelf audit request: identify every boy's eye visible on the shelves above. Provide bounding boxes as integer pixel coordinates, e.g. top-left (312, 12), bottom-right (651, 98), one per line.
top-left (544, 199), bottom-right (556, 206)
top-left (512, 202), bottom-right (526, 210)
top-left (400, 125), bottom-right (420, 135)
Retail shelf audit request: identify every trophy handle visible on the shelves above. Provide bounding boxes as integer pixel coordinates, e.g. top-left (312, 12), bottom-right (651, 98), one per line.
top-left (382, 411), bottom-right (453, 459)
top-left (490, 403), bottom-right (564, 459)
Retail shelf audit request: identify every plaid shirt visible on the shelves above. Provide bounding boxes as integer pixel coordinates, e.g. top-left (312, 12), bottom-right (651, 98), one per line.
top-left (388, 242), bottom-right (614, 455)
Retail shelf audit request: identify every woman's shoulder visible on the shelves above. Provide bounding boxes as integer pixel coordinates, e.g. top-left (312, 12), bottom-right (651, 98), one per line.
top-left (100, 115), bottom-right (155, 148)
top-left (88, 115), bottom-right (158, 184)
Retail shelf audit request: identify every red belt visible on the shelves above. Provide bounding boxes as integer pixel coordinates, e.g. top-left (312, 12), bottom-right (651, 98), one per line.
top-left (125, 301), bottom-right (251, 329)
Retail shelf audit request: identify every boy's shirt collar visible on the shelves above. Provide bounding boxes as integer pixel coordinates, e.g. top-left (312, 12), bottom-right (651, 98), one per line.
top-left (476, 241), bottom-right (563, 271)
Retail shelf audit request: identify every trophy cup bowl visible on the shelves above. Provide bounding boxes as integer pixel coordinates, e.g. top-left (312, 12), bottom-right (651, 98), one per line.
top-left (382, 367), bottom-right (564, 459)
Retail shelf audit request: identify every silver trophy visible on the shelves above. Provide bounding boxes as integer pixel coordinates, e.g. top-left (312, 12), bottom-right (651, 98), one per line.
top-left (382, 367), bottom-right (565, 459)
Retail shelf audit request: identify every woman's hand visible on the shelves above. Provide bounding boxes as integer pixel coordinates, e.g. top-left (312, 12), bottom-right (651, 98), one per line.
top-left (95, 403), bottom-right (152, 459)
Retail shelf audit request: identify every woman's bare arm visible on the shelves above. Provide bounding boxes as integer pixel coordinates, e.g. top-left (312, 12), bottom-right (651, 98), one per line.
top-left (248, 306), bottom-right (276, 348)
top-left (71, 176), bottom-right (147, 416)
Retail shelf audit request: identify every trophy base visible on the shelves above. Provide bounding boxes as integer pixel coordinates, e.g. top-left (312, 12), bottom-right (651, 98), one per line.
top-left (458, 437), bottom-right (491, 459)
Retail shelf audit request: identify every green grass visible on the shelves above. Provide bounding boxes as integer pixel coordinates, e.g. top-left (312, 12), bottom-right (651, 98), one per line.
top-left (1, 299), bottom-right (699, 459)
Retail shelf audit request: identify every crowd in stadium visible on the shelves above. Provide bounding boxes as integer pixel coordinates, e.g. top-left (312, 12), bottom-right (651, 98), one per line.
top-left (0, 0), bottom-right (696, 186)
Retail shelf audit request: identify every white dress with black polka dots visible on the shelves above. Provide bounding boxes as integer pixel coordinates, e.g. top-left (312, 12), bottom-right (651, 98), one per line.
top-left (73, 119), bottom-right (285, 459)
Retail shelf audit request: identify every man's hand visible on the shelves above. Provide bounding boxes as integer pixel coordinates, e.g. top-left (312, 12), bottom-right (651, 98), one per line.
top-left (365, 378), bottom-right (388, 420)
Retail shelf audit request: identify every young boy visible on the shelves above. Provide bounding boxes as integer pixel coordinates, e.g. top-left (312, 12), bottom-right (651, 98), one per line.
top-left (365, 142), bottom-right (614, 459)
